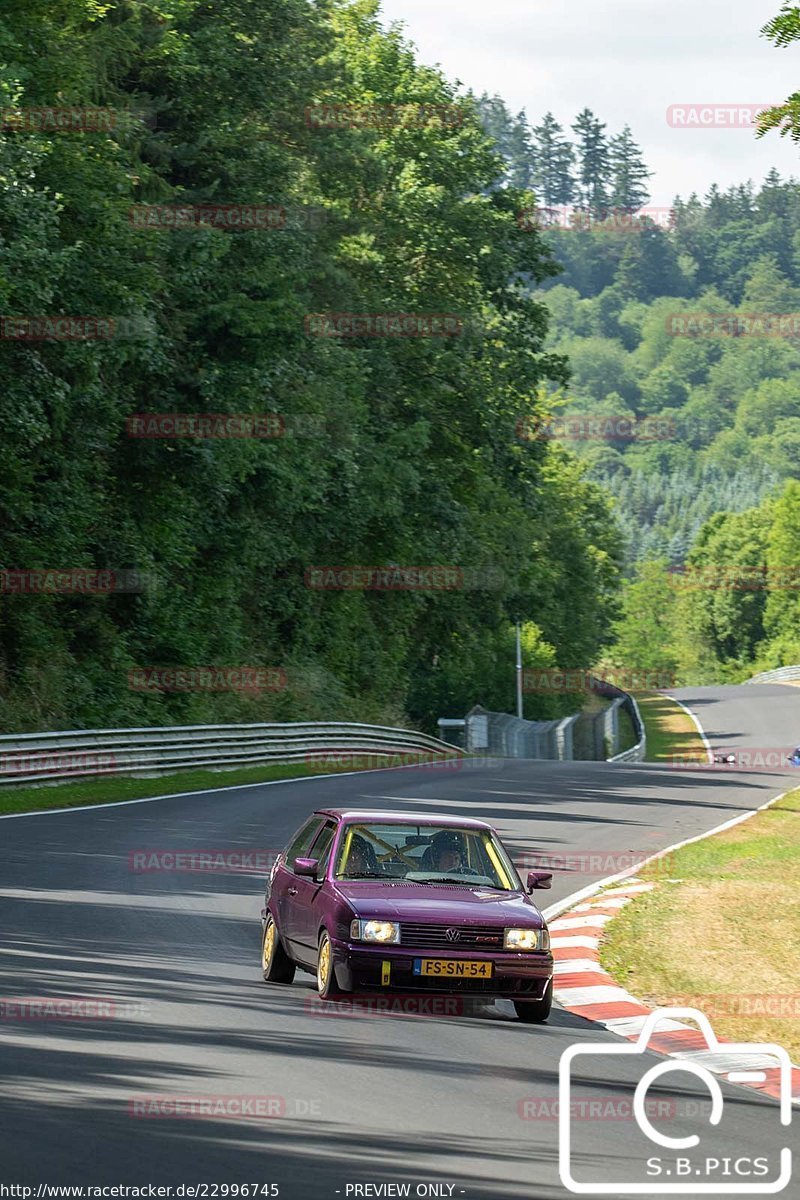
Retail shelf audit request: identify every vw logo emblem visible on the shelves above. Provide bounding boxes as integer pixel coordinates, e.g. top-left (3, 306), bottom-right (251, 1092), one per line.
top-left (445, 928), bottom-right (461, 942)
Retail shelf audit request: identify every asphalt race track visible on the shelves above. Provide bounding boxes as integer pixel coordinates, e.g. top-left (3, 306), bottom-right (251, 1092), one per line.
top-left (1, 684), bottom-right (799, 1199)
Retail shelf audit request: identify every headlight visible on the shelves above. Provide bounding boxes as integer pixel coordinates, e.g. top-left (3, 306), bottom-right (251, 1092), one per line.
top-left (504, 927), bottom-right (546, 951)
top-left (350, 919), bottom-right (400, 944)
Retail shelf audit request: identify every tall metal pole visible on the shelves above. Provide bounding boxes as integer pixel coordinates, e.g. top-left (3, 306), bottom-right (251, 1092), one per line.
top-left (515, 620), bottom-right (523, 719)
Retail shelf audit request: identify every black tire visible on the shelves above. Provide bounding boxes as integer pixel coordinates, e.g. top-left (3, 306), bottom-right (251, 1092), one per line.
top-left (261, 914), bottom-right (295, 984)
top-left (514, 980), bottom-right (552, 1024)
top-left (316, 929), bottom-right (346, 999)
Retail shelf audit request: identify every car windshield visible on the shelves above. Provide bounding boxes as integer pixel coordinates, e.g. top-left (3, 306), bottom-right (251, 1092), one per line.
top-left (334, 822), bottom-right (521, 891)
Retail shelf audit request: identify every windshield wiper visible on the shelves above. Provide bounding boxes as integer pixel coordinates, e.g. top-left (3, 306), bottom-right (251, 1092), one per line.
top-left (414, 876), bottom-right (498, 887)
top-left (436, 877), bottom-right (479, 885)
top-left (339, 871), bottom-right (386, 879)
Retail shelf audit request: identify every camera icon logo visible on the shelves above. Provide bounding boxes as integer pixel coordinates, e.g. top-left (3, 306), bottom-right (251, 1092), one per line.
top-left (559, 1007), bottom-right (793, 1194)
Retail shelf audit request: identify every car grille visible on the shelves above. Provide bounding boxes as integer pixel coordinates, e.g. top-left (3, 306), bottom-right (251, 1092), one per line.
top-left (399, 922), bottom-right (505, 949)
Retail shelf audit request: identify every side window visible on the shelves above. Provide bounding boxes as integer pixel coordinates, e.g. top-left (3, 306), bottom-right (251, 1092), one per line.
top-left (309, 822), bottom-right (336, 880)
top-left (284, 817), bottom-right (324, 871)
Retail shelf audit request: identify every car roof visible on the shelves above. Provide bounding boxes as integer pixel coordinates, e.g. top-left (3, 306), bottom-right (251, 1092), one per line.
top-left (315, 808), bottom-right (493, 831)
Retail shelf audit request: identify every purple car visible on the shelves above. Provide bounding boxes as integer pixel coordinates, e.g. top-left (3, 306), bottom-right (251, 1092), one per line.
top-left (261, 809), bottom-right (554, 1022)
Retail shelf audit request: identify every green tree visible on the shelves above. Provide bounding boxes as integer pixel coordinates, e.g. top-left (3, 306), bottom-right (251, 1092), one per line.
top-left (605, 559), bottom-right (678, 675)
top-left (608, 125), bottom-right (651, 211)
top-left (0, 0), bottom-right (625, 734)
top-left (758, 5), bottom-right (800, 142)
top-left (762, 480), bottom-right (800, 657)
top-left (531, 112), bottom-right (575, 207)
top-left (571, 108), bottom-right (611, 211)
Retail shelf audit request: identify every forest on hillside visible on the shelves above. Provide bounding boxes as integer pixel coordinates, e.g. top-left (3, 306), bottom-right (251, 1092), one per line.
top-left (479, 95), bottom-right (800, 682)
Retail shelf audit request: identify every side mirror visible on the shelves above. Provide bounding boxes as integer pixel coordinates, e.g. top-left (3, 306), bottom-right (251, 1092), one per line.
top-left (527, 870), bottom-right (552, 892)
top-left (293, 857), bottom-right (320, 878)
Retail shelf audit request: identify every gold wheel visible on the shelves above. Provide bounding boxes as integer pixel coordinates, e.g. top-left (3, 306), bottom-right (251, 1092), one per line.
top-left (260, 913), bottom-right (295, 984)
top-left (262, 920), bottom-right (276, 971)
top-left (317, 934), bottom-right (331, 994)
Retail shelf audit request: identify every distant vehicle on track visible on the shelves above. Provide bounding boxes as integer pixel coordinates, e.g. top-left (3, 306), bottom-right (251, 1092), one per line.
top-left (261, 809), bottom-right (554, 1022)
top-left (713, 748), bottom-right (800, 766)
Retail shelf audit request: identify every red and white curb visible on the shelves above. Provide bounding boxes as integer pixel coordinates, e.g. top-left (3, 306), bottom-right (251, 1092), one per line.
top-left (551, 881), bottom-right (800, 1107)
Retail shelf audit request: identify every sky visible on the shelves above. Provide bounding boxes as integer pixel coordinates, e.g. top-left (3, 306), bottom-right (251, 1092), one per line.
top-left (376, 0), bottom-right (800, 206)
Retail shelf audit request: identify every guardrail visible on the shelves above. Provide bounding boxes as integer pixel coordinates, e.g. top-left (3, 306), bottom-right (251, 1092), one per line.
top-left (597, 684), bottom-right (646, 764)
top-left (745, 665), bottom-right (800, 684)
top-left (447, 683), bottom-right (647, 764)
top-left (0, 722), bottom-right (461, 787)
top-left (606, 690), bottom-right (646, 763)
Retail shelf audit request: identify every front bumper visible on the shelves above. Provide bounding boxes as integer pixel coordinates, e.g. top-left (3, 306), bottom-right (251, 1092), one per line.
top-left (331, 937), bottom-right (553, 999)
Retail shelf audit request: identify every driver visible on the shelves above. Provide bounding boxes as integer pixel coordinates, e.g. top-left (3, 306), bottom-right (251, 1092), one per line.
top-left (344, 834), bottom-right (375, 876)
top-left (429, 830), bottom-right (466, 873)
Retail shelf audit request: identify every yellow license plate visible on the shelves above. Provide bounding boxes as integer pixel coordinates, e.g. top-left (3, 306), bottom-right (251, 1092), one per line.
top-left (413, 958), bottom-right (493, 978)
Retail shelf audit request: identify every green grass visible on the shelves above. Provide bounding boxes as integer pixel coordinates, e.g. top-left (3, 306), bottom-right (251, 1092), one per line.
top-left (634, 691), bottom-right (707, 764)
top-left (0, 753), bottom-right (461, 817)
top-left (601, 788), bottom-right (800, 1059)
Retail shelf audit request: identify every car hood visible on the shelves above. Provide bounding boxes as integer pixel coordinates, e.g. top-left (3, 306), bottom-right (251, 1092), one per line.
top-left (333, 881), bottom-right (545, 926)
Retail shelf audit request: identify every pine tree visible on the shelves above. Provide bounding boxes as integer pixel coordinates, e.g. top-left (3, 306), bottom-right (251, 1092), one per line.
top-left (608, 125), bottom-right (651, 212)
top-left (475, 92), bottom-right (516, 186)
top-left (758, 169), bottom-right (789, 220)
top-left (476, 93), bottom-right (515, 160)
top-left (740, 254), bottom-right (800, 308)
top-left (507, 110), bottom-right (535, 189)
top-left (571, 108), bottom-right (611, 212)
top-left (530, 112), bottom-right (575, 207)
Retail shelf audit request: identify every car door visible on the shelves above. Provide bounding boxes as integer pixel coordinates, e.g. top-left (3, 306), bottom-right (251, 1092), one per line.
top-left (269, 815), bottom-right (325, 947)
top-left (283, 820), bottom-right (337, 965)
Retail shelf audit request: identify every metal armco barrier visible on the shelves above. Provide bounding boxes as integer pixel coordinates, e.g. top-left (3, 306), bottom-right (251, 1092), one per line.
top-left (455, 685), bottom-right (646, 764)
top-left (601, 687), bottom-right (646, 763)
top-left (745, 665), bottom-right (800, 684)
top-left (606, 701), bottom-right (646, 762)
top-left (0, 722), bottom-right (461, 787)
